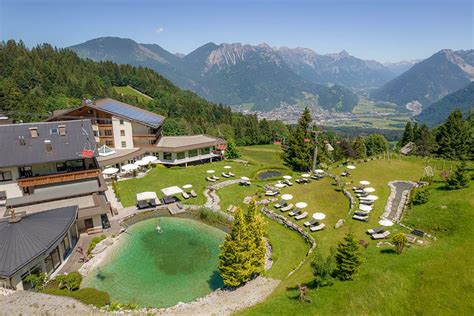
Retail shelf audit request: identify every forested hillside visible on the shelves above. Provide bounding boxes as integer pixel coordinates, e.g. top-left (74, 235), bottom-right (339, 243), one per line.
top-left (0, 40), bottom-right (287, 145)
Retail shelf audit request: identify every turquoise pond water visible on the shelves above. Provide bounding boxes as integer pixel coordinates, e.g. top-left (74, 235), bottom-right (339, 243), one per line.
top-left (81, 217), bottom-right (226, 307)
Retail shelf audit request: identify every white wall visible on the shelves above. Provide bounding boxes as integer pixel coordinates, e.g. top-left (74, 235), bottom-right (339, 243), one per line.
top-left (0, 167), bottom-right (22, 199)
top-left (112, 116), bottom-right (133, 149)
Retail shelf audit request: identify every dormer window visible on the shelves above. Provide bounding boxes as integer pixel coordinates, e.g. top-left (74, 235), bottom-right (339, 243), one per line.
top-left (58, 125), bottom-right (66, 136)
top-left (29, 127), bottom-right (38, 138)
top-left (44, 140), bottom-right (52, 152)
top-left (50, 128), bottom-right (59, 135)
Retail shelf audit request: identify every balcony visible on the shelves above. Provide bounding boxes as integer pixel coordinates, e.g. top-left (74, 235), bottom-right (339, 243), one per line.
top-left (17, 169), bottom-right (101, 188)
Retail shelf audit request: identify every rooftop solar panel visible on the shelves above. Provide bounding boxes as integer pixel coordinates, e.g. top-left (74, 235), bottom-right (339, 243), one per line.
top-left (97, 100), bottom-right (164, 128)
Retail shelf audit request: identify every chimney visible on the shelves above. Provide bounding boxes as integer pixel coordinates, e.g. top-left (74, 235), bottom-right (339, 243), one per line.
top-left (58, 124), bottom-right (66, 136)
top-left (29, 127), bottom-right (38, 138)
top-left (44, 139), bottom-right (52, 152)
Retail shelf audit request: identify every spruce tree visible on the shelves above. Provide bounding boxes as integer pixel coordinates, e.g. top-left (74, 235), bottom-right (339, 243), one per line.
top-left (245, 199), bottom-right (267, 276)
top-left (446, 161), bottom-right (470, 189)
top-left (436, 110), bottom-right (470, 160)
top-left (219, 208), bottom-right (253, 287)
top-left (225, 139), bottom-right (240, 159)
top-left (414, 124), bottom-right (437, 156)
top-left (282, 107), bottom-right (314, 171)
top-left (334, 232), bottom-right (362, 281)
top-left (353, 136), bottom-right (367, 159)
top-left (399, 122), bottom-right (414, 147)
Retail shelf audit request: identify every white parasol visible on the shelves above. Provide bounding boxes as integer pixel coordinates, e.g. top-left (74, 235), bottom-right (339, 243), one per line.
top-left (134, 160), bottom-right (149, 166)
top-left (301, 173), bottom-right (310, 178)
top-left (274, 183), bottom-right (286, 188)
top-left (241, 176), bottom-right (250, 181)
top-left (283, 175), bottom-right (293, 180)
top-left (182, 184), bottom-right (193, 189)
top-left (224, 166), bottom-right (232, 169)
top-left (102, 167), bottom-right (119, 175)
top-left (281, 194), bottom-right (293, 201)
top-left (122, 164), bottom-right (138, 172)
top-left (359, 180), bottom-right (371, 185)
top-left (364, 187), bottom-right (376, 193)
top-left (312, 212), bottom-right (326, 220)
top-left (142, 156), bottom-right (158, 163)
top-left (207, 170), bottom-right (215, 174)
top-left (347, 165), bottom-right (356, 170)
top-left (364, 195), bottom-right (379, 201)
top-left (359, 204), bottom-right (373, 212)
top-left (314, 169), bottom-right (325, 173)
top-left (295, 202), bottom-right (308, 209)
top-left (378, 219), bottom-right (394, 227)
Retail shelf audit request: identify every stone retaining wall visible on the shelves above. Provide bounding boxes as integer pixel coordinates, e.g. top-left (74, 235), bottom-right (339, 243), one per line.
top-left (261, 207), bottom-right (316, 277)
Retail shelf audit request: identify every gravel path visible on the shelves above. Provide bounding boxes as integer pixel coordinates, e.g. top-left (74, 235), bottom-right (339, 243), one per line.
top-left (383, 181), bottom-right (417, 221)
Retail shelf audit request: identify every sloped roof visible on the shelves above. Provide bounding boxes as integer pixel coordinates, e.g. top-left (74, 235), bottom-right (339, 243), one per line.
top-left (156, 135), bottom-right (223, 152)
top-left (94, 98), bottom-right (164, 128)
top-left (0, 205), bottom-right (78, 278)
top-left (0, 120), bottom-right (97, 168)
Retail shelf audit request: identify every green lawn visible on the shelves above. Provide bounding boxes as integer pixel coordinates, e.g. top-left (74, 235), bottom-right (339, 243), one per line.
top-left (113, 85), bottom-right (153, 103)
top-left (115, 145), bottom-right (473, 314)
top-left (115, 161), bottom-right (261, 207)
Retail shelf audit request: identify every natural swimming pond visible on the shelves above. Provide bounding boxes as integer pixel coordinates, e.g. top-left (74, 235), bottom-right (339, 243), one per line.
top-left (258, 170), bottom-right (283, 180)
top-left (82, 217), bottom-right (225, 308)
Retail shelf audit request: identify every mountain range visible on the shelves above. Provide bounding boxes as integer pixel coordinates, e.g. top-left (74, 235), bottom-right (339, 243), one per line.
top-left (69, 37), bottom-right (400, 111)
top-left (372, 49), bottom-right (474, 108)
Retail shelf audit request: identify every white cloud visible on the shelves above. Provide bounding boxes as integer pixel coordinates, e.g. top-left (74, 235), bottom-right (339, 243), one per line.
top-left (155, 27), bottom-right (164, 34)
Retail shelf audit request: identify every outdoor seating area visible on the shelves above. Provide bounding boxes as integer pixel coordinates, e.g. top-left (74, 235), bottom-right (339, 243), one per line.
top-left (352, 180), bottom-right (378, 222)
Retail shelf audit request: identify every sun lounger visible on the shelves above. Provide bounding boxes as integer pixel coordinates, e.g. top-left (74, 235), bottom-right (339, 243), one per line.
top-left (150, 199), bottom-right (160, 207)
top-left (371, 231), bottom-right (391, 240)
top-left (283, 180), bottom-right (293, 186)
top-left (137, 201), bottom-right (149, 209)
top-left (295, 178), bottom-right (304, 184)
top-left (240, 180), bottom-right (251, 186)
top-left (226, 204), bottom-right (237, 213)
top-left (190, 190), bottom-right (197, 198)
top-left (359, 200), bottom-right (374, 205)
top-left (280, 203), bottom-right (294, 212)
top-left (182, 191), bottom-right (190, 199)
top-left (352, 214), bottom-right (369, 221)
top-left (310, 223), bottom-right (326, 232)
top-left (311, 175), bottom-right (322, 180)
top-left (274, 201), bottom-right (287, 209)
top-left (265, 190), bottom-right (279, 196)
top-left (354, 210), bottom-right (369, 216)
top-left (206, 176), bottom-right (216, 182)
top-left (295, 212), bottom-right (308, 220)
top-left (289, 209), bottom-right (302, 216)
top-left (212, 175), bottom-right (220, 180)
top-left (228, 172), bottom-right (235, 177)
top-left (367, 226), bottom-right (384, 235)
top-left (304, 219), bottom-right (318, 227)
top-left (222, 172), bottom-right (231, 178)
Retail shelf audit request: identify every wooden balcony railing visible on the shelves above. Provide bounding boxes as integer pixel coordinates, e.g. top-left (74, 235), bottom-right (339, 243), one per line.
top-left (17, 169), bottom-right (101, 187)
top-left (133, 134), bottom-right (158, 140)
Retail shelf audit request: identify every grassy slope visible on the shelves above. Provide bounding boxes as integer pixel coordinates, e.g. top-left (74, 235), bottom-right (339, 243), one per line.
top-left (241, 158), bottom-right (474, 315)
top-left (112, 85), bottom-right (153, 102)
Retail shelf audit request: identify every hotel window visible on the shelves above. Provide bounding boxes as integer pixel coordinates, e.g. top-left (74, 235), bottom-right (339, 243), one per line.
top-left (119, 119), bottom-right (124, 125)
top-left (188, 149), bottom-right (198, 157)
top-left (120, 130), bottom-right (125, 136)
top-left (105, 140), bottom-right (113, 147)
top-left (163, 152), bottom-right (172, 160)
top-left (104, 129), bottom-right (113, 136)
top-left (56, 162), bottom-right (67, 172)
top-left (44, 246), bottom-right (61, 274)
top-left (202, 147), bottom-right (211, 154)
top-left (177, 152), bottom-right (186, 160)
top-left (121, 141), bottom-right (127, 148)
top-left (0, 171), bottom-right (12, 182)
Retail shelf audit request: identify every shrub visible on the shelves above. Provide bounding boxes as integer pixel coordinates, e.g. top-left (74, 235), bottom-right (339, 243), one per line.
top-left (25, 272), bottom-right (47, 291)
top-left (197, 208), bottom-right (231, 226)
top-left (55, 272), bottom-right (82, 291)
top-left (43, 288), bottom-right (110, 308)
top-left (412, 188), bottom-right (429, 205)
top-left (87, 235), bottom-right (107, 254)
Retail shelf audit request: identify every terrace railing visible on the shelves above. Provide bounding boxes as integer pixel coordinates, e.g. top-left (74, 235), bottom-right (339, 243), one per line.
top-left (17, 169), bottom-right (101, 187)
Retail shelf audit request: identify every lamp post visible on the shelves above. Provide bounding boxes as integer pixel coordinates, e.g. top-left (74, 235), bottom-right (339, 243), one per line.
top-left (307, 125), bottom-right (323, 173)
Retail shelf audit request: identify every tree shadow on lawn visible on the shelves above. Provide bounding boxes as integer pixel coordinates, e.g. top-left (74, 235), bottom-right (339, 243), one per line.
top-left (380, 248), bottom-right (397, 254)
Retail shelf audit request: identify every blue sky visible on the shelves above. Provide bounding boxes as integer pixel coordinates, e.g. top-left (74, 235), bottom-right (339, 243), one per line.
top-left (0, 0), bottom-right (472, 62)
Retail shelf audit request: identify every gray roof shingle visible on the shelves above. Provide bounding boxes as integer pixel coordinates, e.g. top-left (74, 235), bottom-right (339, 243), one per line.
top-left (0, 120), bottom-right (97, 168)
top-left (0, 205), bottom-right (78, 277)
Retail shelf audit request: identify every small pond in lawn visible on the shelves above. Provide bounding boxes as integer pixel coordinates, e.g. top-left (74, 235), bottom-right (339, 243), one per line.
top-left (81, 217), bottom-right (225, 308)
top-left (258, 170), bottom-right (283, 180)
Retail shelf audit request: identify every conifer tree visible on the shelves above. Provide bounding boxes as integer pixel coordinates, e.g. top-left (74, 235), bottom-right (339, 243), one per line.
top-left (414, 124), bottom-right (437, 156)
top-left (225, 139), bottom-right (240, 159)
top-left (399, 122), bottom-right (414, 147)
top-left (446, 161), bottom-right (470, 190)
top-left (436, 110), bottom-right (470, 160)
top-left (353, 136), bottom-right (367, 159)
top-left (282, 108), bottom-right (314, 171)
top-left (392, 233), bottom-right (408, 254)
top-left (245, 199), bottom-right (267, 276)
top-left (219, 208), bottom-right (253, 287)
top-left (334, 232), bottom-right (362, 281)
